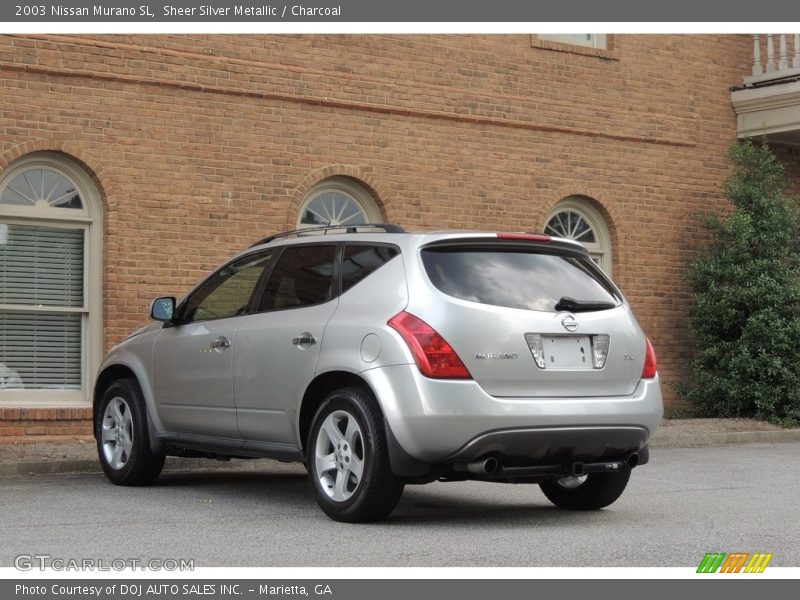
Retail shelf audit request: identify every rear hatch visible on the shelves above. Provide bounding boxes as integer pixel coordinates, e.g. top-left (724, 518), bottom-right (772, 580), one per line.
top-left (413, 236), bottom-right (645, 397)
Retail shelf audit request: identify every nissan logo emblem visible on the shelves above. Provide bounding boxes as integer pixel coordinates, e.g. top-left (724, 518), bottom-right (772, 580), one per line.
top-left (561, 315), bottom-right (579, 332)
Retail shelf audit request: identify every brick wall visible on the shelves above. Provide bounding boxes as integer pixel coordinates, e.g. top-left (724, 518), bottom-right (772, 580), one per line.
top-left (0, 408), bottom-right (92, 442)
top-left (0, 33), bottom-right (778, 439)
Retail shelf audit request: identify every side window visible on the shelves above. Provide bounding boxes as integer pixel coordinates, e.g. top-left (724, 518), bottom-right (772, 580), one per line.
top-left (341, 244), bottom-right (399, 293)
top-left (181, 252), bottom-right (273, 322)
top-left (258, 245), bottom-right (337, 311)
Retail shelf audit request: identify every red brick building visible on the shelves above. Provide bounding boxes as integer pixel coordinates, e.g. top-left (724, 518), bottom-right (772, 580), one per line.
top-left (1, 34), bottom-right (798, 440)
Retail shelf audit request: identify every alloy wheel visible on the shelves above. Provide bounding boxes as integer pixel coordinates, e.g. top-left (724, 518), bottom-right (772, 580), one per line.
top-left (314, 410), bottom-right (365, 502)
top-left (101, 397), bottom-right (134, 470)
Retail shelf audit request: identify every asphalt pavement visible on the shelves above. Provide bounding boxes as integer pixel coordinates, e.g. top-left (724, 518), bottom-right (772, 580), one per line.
top-left (3, 417), bottom-right (800, 477)
top-left (1, 442), bottom-right (798, 567)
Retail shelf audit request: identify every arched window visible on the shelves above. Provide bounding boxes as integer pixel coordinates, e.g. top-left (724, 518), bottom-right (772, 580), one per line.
top-left (545, 198), bottom-right (613, 274)
top-left (0, 153), bottom-right (102, 404)
top-left (297, 178), bottom-right (381, 229)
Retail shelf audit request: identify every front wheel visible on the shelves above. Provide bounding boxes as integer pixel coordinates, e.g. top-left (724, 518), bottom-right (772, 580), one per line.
top-left (96, 378), bottom-right (165, 486)
top-left (539, 467), bottom-right (631, 510)
top-left (307, 387), bottom-right (404, 522)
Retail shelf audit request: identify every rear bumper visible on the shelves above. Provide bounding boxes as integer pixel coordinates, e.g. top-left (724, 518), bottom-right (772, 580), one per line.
top-left (362, 363), bottom-right (663, 464)
top-left (444, 425), bottom-right (648, 464)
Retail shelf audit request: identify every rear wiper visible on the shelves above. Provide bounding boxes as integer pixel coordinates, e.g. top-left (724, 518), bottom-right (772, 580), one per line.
top-left (555, 296), bottom-right (617, 313)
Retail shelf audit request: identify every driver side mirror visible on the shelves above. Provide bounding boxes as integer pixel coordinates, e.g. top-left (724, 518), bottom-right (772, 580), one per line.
top-left (150, 296), bottom-right (176, 322)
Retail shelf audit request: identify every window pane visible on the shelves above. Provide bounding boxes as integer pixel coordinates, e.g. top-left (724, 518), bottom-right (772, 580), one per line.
top-left (341, 244), bottom-right (399, 293)
top-left (2, 179), bottom-right (36, 206)
top-left (545, 210), bottom-right (597, 244)
top-left (537, 34), bottom-right (605, 49)
top-left (0, 223), bottom-right (84, 307)
top-left (421, 248), bottom-right (621, 312)
top-left (183, 252), bottom-right (273, 322)
top-left (1, 168), bottom-right (83, 209)
top-left (554, 34), bottom-right (592, 42)
top-left (45, 172), bottom-right (81, 208)
top-left (0, 311), bottom-right (81, 389)
top-left (300, 191), bottom-right (369, 227)
top-left (259, 245), bottom-right (337, 311)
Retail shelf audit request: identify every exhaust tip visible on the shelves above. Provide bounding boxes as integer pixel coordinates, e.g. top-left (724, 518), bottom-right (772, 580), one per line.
top-left (466, 457), bottom-right (500, 476)
top-left (626, 452), bottom-right (639, 468)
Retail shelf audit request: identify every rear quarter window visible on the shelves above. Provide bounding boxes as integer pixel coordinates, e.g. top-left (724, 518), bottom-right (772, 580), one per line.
top-left (341, 244), bottom-right (399, 293)
top-left (421, 247), bottom-right (621, 312)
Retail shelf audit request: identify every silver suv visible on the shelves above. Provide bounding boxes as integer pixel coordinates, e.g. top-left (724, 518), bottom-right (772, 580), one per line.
top-left (94, 225), bottom-right (662, 522)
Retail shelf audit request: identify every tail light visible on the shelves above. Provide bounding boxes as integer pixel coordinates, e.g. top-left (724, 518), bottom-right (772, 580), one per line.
top-left (524, 333), bottom-right (546, 368)
top-left (642, 337), bottom-right (657, 379)
top-left (592, 334), bottom-right (610, 369)
top-left (387, 311), bottom-right (471, 379)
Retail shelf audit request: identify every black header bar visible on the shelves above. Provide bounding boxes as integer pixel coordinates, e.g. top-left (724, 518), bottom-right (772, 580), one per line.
top-left (2, 0), bottom-right (799, 23)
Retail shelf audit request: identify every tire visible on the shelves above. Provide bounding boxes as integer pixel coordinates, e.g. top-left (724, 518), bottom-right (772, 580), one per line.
top-left (96, 378), bottom-right (165, 486)
top-left (307, 387), bottom-right (404, 523)
top-left (539, 467), bottom-right (631, 510)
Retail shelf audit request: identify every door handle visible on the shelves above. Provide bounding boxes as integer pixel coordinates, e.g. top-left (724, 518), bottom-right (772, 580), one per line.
top-left (209, 336), bottom-right (231, 350)
top-left (292, 334), bottom-right (318, 346)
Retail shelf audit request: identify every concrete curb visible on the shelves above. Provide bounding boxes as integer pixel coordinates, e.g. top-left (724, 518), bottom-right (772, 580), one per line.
top-left (2, 428), bottom-right (800, 477)
top-left (650, 428), bottom-right (800, 449)
top-left (0, 456), bottom-right (280, 477)
top-left (0, 460), bottom-right (99, 476)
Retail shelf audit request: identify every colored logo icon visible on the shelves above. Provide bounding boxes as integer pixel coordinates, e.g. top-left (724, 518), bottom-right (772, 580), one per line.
top-left (697, 552), bottom-right (773, 573)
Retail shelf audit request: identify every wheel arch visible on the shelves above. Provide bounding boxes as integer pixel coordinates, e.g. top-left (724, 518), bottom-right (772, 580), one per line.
top-left (298, 370), bottom-right (374, 453)
top-left (93, 360), bottom-right (164, 453)
top-left (297, 370), bottom-right (430, 477)
top-left (94, 364), bottom-right (136, 416)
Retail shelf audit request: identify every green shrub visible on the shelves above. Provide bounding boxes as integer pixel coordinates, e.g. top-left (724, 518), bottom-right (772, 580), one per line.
top-left (685, 140), bottom-right (800, 425)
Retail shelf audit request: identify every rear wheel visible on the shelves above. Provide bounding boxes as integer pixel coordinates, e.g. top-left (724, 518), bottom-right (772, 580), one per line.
top-left (96, 378), bottom-right (165, 486)
top-left (539, 467), bottom-right (631, 510)
top-left (307, 387), bottom-right (404, 522)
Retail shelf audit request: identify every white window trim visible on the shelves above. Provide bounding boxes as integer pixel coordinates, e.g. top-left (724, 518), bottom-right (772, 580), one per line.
top-left (545, 198), bottom-right (613, 276)
top-left (0, 154), bottom-right (102, 407)
top-left (297, 177), bottom-right (382, 229)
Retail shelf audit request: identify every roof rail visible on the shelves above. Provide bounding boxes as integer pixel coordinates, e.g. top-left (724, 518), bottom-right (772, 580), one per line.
top-left (250, 223), bottom-right (406, 247)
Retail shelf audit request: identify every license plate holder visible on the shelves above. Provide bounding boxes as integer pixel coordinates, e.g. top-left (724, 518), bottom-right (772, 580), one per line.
top-left (541, 335), bottom-right (592, 369)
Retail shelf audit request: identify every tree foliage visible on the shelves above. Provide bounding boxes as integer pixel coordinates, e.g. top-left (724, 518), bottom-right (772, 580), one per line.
top-left (685, 140), bottom-right (800, 425)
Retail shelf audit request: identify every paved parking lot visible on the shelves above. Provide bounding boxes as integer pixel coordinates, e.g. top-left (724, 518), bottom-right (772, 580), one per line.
top-left (1, 442), bottom-right (798, 567)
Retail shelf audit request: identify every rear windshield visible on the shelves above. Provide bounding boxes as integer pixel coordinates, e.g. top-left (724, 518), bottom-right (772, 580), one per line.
top-left (421, 247), bottom-right (622, 312)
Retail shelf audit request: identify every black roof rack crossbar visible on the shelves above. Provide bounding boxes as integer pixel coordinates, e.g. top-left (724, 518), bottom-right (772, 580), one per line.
top-left (250, 223), bottom-right (405, 247)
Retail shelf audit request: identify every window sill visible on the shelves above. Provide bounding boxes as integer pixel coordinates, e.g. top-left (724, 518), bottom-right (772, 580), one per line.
top-left (530, 35), bottom-right (619, 61)
top-left (0, 395), bottom-right (89, 410)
